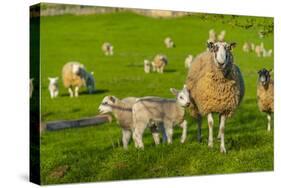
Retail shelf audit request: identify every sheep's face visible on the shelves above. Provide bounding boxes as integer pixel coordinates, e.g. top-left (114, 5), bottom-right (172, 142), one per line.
top-left (170, 85), bottom-right (191, 107)
top-left (86, 72), bottom-right (94, 94)
top-left (258, 68), bottom-right (271, 86)
top-left (48, 77), bottom-right (59, 85)
top-left (98, 96), bottom-right (117, 114)
top-left (207, 42), bottom-right (236, 70)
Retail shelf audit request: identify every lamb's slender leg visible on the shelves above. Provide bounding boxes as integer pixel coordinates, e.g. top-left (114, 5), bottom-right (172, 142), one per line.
top-left (164, 122), bottom-right (173, 144)
top-left (74, 86), bottom-right (79, 97)
top-left (134, 123), bottom-right (146, 149)
top-left (267, 113), bottom-right (271, 132)
top-left (150, 126), bottom-right (160, 145)
top-left (159, 122), bottom-right (167, 143)
top-left (179, 120), bottom-right (187, 143)
top-left (219, 115), bottom-right (226, 153)
top-left (207, 113), bottom-right (214, 148)
top-left (54, 90), bottom-right (59, 98)
top-left (122, 129), bottom-right (131, 149)
top-left (217, 114), bottom-right (222, 139)
top-left (197, 115), bottom-right (202, 142)
top-left (68, 88), bottom-right (74, 98)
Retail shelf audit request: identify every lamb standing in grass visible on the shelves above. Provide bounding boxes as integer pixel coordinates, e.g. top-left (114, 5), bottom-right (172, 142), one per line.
top-left (132, 85), bottom-right (190, 149)
top-left (62, 62), bottom-right (95, 97)
top-left (144, 59), bottom-right (152, 73)
top-left (243, 42), bottom-right (251, 53)
top-left (255, 42), bottom-right (264, 57)
top-left (164, 37), bottom-right (175, 48)
top-left (48, 77), bottom-right (59, 99)
top-left (185, 55), bottom-right (193, 69)
top-left (152, 54), bottom-right (168, 73)
top-left (102, 42), bottom-right (114, 56)
top-left (98, 96), bottom-right (166, 149)
top-left (257, 68), bottom-right (274, 131)
top-left (186, 41), bottom-right (245, 153)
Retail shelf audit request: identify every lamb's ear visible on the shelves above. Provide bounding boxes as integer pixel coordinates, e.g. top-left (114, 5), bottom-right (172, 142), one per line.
top-left (109, 96), bottom-right (116, 103)
top-left (170, 88), bottom-right (179, 96)
top-left (207, 42), bottom-right (215, 51)
top-left (229, 42), bottom-right (236, 50)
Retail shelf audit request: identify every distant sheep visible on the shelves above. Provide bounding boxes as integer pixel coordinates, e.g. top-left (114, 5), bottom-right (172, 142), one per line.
top-left (184, 55), bottom-right (193, 69)
top-left (255, 42), bottom-right (264, 57)
top-left (62, 62), bottom-right (95, 97)
top-left (257, 68), bottom-right (274, 131)
top-left (242, 42), bottom-right (251, 53)
top-left (164, 37), bottom-right (175, 48)
top-left (186, 41), bottom-right (245, 153)
top-left (102, 42), bottom-right (114, 56)
top-left (48, 77), bottom-right (59, 99)
top-left (152, 54), bottom-right (168, 73)
top-left (144, 59), bottom-right (152, 73)
top-left (132, 85), bottom-right (190, 149)
top-left (262, 49), bottom-right (273, 57)
top-left (30, 78), bottom-right (34, 98)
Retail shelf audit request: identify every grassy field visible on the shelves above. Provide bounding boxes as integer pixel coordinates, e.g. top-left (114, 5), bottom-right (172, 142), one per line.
top-left (39, 12), bottom-right (274, 185)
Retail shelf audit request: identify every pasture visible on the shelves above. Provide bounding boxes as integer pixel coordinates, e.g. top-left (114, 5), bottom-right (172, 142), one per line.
top-left (39, 12), bottom-right (274, 185)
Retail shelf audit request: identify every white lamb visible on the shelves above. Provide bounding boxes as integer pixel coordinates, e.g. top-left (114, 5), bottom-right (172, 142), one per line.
top-left (102, 42), bottom-right (114, 56)
top-left (48, 77), bottom-right (59, 99)
top-left (132, 85), bottom-right (190, 149)
top-left (144, 59), bottom-right (152, 73)
top-left (164, 37), bottom-right (175, 48)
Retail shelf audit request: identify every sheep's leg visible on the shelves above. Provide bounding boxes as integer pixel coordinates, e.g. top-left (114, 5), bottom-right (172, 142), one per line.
top-left (50, 91), bottom-right (54, 99)
top-left (267, 113), bottom-right (271, 132)
top-left (74, 86), bottom-right (79, 97)
top-left (164, 122), bottom-right (173, 144)
top-left (133, 123), bottom-right (146, 149)
top-left (219, 115), bottom-right (226, 153)
top-left (68, 88), bottom-right (74, 98)
top-left (197, 115), bottom-right (202, 142)
top-left (217, 114), bottom-right (221, 139)
top-left (150, 126), bottom-right (160, 145)
top-left (158, 122), bottom-right (167, 143)
top-left (207, 113), bottom-right (214, 148)
top-left (179, 120), bottom-right (187, 143)
top-left (122, 129), bottom-right (131, 149)
top-left (55, 90), bottom-right (59, 98)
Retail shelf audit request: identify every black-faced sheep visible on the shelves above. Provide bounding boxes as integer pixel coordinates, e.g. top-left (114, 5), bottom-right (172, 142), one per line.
top-left (152, 54), bottom-right (168, 73)
top-left (186, 41), bottom-right (245, 153)
top-left (48, 77), bottom-right (59, 99)
top-left (132, 85), bottom-right (190, 149)
top-left (257, 68), bottom-right (274, 131)
top-left (102, 42), bottom-right (114, 56)
top-left (62, 62), bottom-right (95, 97)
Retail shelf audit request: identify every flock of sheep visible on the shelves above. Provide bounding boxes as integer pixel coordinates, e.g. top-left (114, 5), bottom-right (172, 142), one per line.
top-left (30, 28), bottom-right (274, 153)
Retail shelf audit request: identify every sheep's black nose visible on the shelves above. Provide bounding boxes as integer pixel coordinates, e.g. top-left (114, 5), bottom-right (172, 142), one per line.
top-left (186, 102), bottom-right (190, 107)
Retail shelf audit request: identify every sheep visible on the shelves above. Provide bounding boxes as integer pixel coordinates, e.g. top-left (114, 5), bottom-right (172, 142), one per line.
top-left (144, 59), bottom-right (152, 73)
top-left (151, 54), bottom-right (168, 73)
top-left (262, 49), bottom-right (273, 57)
top-left (257, 68), bottom-right (274, 131)
top-left (186, 41), bottom-right (245, 153)
top-left (242, 42), bottom-right (251, 53)
top-left (184, 55), bottom-right (193, 69)
top-left (164, 37), bottom-right (175, 48)
top-left (98, 96), bottom-right (166, 149)
top-left (62, 62), bottom-right (95, 97)
top-left (48, 77), bottom-right (59, 99)
top-left (30, 78), bottom-right (34, 98)
top-left (132, 85), bottom-right (190, 149)
top-left (217, 30), bottom-right (226, 42)
top-left (102, 42), bottom-right (114, 56)
top-left (255, 42), bottom-right (264, 57)
top-left (251, 43), bottom-right (255, 51)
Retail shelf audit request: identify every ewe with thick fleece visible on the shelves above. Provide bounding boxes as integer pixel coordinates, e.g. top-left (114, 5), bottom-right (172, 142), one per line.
top-left (164, 37), bottom-right (175, 48)
top-left (62, 62), bottom-right (95, 97)
top-left (186, 41), bottom-right (245, 153)
top-left (152, 54), bottom-right (168, 73)
top-left (98, 96), bottom-right (167, 149)
top-left (132, 85), bottom-right (190, 149)
top-left (48, 77), bottom-right (59, 99)
top-left (257, 68), bottom-right (274, 131)
top-left (102, 42), bottom-right (114, 56)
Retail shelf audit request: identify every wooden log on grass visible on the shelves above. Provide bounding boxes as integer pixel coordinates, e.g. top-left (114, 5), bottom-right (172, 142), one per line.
top-left (41, 114), bottom-right (112, 132)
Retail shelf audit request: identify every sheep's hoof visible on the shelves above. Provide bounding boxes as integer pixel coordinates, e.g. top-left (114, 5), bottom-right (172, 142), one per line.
top-left (208, 142), bottom-right (213, 148)
top-left (180, 139), bottom-right (185, 144)
top-left (220, 146), bottom-right (226, 154)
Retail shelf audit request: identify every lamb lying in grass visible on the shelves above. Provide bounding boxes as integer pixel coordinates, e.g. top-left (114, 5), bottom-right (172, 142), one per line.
top-left (132, 85), bottom-right (190, 149)
top-left (257, 68), bottom-right (274, 131)
top-left (102, 42), bottom-right (114, 56)
top-left (48, 77), bottom-right (59, 99)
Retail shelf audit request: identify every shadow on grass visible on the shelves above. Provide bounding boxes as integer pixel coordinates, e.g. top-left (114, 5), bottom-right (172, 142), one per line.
top-left (60, 89), bottom-right (109, 97)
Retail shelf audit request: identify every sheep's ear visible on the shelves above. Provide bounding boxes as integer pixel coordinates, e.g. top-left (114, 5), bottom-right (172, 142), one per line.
top-left (170, 88), bottom-right (178, 96)
top-left (229, 42), bottom-right (236, 50)
top-left (207, 42), bottom-right (215, 51)
top-left (109, 96), bottom-right (116, 103)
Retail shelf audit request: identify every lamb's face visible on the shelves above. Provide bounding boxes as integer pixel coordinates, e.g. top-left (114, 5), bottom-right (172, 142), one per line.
top-left (258, 68), bottom-right (271, 86)
top-left (48, 77), bottom-right (59, 85)
top-left (98, 96), bottom-right (117, 114)
top-left (207, 42), bottom-right (236, 70)
top-left (170, 85), bottom-right (191, 107)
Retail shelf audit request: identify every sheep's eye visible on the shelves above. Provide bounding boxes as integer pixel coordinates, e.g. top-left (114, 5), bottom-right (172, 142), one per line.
top-left (103, 102), bottom-right (108, 105)
top-left (180, 96), bottom-right (184, 99)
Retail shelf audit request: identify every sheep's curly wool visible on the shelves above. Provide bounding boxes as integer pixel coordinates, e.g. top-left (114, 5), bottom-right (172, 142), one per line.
top-left (186, 51), bottom-right (244, 118)
top-left (62, 62), bottom-right (87, 88)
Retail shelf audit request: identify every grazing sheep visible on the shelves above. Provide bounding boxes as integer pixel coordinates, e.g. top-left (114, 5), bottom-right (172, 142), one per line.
top-left (102, 42), bottom-right (114, 56)
top-left (262, 49), bottom-right (273, 57)
top-left (132, 85), bottom-right (190, 149)
top-left (98, 96), bottom-right (165, 149)
top-left (152, 54), bottom-right (168, 73)
top-left (243, 42), bottom-right (251, 53)
top-left (255, 42), bottom-right (264, 57)
top-left (217, 30), bottom-right (226, 42)
top-left (48, 77), bottom-right (59, 99)
top-left (144, 59), bottom-right (152, 73)
top-left (257, 68), bottom-right (274, 131)
top-left (30, 78), bottom-right (34, 98)
top-left (62, 62), bottom-right (95, 97)
top-left (185, 55), bottom-right (194, 69)
top-left (186, 41), bottom-right (245, 153)
top-left (164, 37), bottom-right (175, 48)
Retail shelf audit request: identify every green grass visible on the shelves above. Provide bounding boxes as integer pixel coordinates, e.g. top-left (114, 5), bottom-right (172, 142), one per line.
top-left (39, 11), bottom-right (274, 185)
